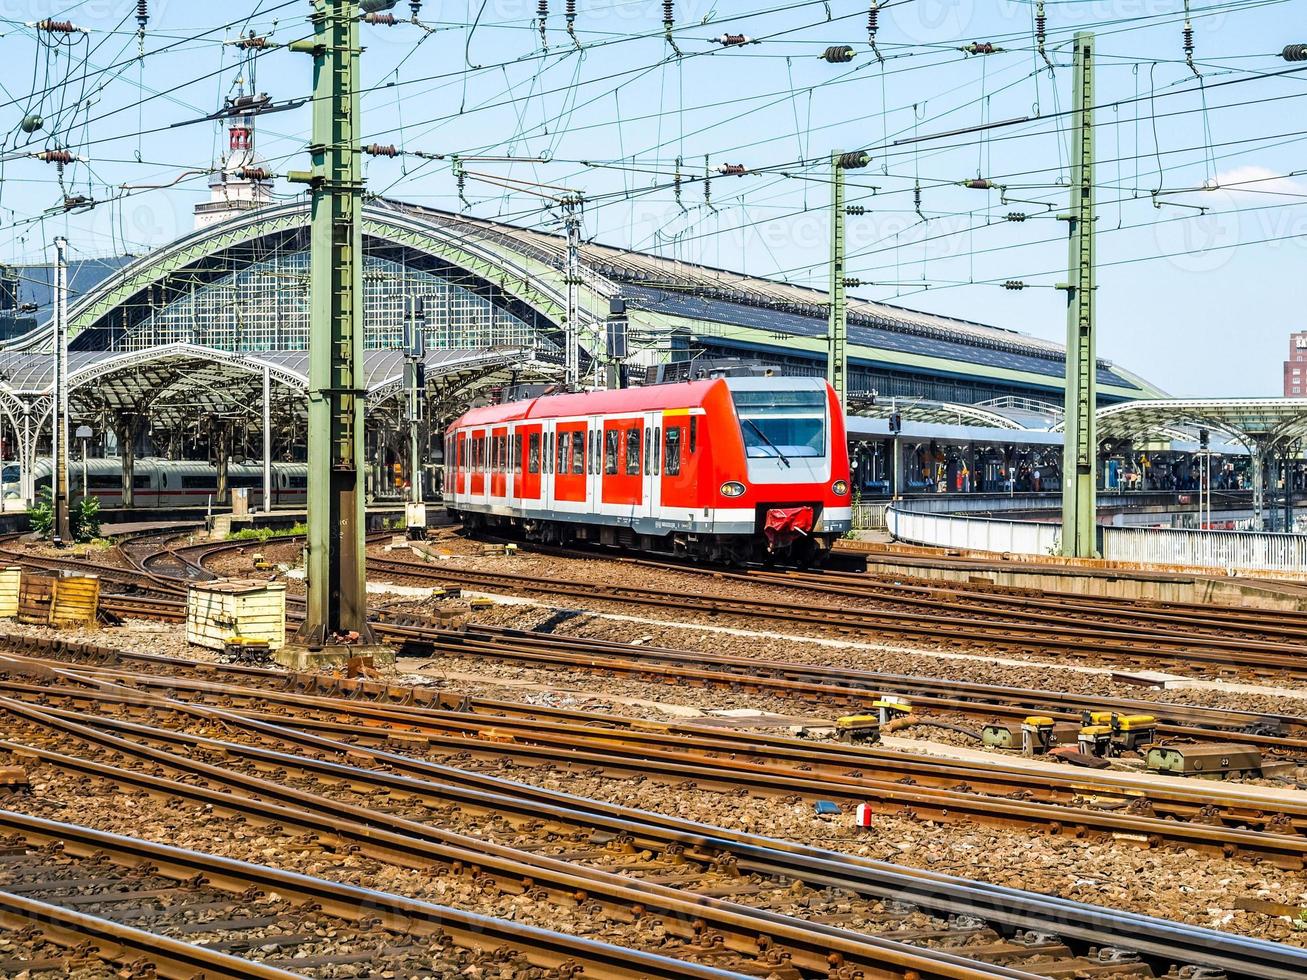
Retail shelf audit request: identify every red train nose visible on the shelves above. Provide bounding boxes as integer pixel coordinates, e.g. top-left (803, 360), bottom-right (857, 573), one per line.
top-left (763, 505), bottom-right (814, 550)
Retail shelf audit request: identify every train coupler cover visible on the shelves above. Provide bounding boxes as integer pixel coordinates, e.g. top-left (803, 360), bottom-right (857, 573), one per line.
top-left (763, 505), bottom-right (814, 550)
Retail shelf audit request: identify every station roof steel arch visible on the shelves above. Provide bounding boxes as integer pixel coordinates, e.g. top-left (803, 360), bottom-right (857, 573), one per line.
top-left (0, 198), bottom-right (1163, 405)
top-left (846, 397), bottom-right (1024, 429)
top-left (0, 343), bottom-right (552, 429)
top-left (1090, 398), bottom-right (1307, 452)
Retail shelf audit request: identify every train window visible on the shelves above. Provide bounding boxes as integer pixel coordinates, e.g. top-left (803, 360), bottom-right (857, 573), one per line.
top-left (664, 427), bottom-right (682, 476)
top-left (528, 433), bottom-right (540, 474)
top-left (689, 416), bottom-right (698, 454)
top-left (557, 431), bottom-right (570, 474)
top-left (644, 427), bottom-right (651, 475)
top-left (586, 429), bottom-right (594, 475)
top-left (604, 428), bottom-right (619, 475)
top-left (513, 433), bottom-right (522, 474)
top-left (625, 427), bottom-right (641, 476)
top-left (653, 426), bottom-right (661, 475)
top-left (457, 438), bottom-right (464, 468)
top-left (571, 430), bottom-right (585, 474)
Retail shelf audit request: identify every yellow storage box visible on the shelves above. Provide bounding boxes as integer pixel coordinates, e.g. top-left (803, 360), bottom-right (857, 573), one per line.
top-left (187, 579), bottom-right (287, 652)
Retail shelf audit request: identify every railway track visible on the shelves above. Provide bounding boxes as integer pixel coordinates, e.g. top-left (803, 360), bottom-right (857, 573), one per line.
top-left (0, 653), bottom-right (1299, 979)
top-left (366, 555), bottom-right (1307, 680)
top-left (5, 651), bottom-right (1307, 869)
top-left (0, 809), bottom-right (750, 980)
top-left (4, 630), bottom-right (1307, 868)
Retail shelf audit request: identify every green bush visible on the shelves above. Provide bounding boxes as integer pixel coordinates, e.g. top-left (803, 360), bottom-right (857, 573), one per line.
top-left (27, 487), bottom-right (52, 538)
top-left (27, 488), bottom-right (102, 543)
top-left (227, 522), bottom-right (309, 543)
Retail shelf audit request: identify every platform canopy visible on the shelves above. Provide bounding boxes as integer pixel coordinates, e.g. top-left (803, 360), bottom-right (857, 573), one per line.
top-left (1092, 398), bottom-right (1307, 450)
top-left (847, 396), bottom-right (1023, 430)
top-left (0, 343), bottom-right (555, 428)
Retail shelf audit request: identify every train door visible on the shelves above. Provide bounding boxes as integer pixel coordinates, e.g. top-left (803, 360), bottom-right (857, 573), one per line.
top-left (601, 417), bottom-right (643, 525)
top-left (518, 424), bottom-right (542, 507)
top-left (490, 426), bottom-right (508, 500)
top-left (587, 417), bottom-right (601, 513)
top-left (659, 410), bottom-right (697, 513)
top-left (643, 411), bottom-right (660, 524)
top-left (555, 420), bottom-right (587, 509)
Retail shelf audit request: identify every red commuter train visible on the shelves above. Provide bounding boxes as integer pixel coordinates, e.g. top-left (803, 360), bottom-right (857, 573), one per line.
top-left (443, 376), bottom-right (851, 564)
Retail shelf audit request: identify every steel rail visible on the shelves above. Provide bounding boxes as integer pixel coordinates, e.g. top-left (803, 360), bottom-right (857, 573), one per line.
top-left (0, 809), bottom-right (752, 980)
top-left (0, 888), bottom-right (304, 980)
top-left (21, 679), bottom-right (1306, 870)
top-left (0, 698), bottom-right (1031, 980)
top-left (367, 556), bottom-right (1307, 676)
top-left (371, 618), bottom-right (1307, 755)
top-left (10, 664), bottom-right (1307, 850)
top-left (4, 669), bottom-right (1301, 980)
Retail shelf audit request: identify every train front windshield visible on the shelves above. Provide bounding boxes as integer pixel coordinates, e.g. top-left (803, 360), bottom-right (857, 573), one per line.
top-left (731, 388), bottom-right (826, 459)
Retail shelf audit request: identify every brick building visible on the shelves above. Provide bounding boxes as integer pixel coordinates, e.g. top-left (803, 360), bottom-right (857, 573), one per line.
top-left (1286, 331), bottom-right (1307, 396)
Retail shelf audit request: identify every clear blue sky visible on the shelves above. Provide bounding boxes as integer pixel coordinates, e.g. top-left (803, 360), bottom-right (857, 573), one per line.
top-left (1, 0), bottom-right (1303, 397)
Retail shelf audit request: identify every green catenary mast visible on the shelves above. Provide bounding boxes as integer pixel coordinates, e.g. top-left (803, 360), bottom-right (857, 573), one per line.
top-left (1059, 32), bottom-right (1098, 558)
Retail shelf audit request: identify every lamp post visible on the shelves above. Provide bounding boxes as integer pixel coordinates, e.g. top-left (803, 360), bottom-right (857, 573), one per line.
top-left (75, 425), bottom-right (92, 498)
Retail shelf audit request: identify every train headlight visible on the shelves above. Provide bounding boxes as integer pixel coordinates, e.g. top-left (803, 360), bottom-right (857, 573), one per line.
top-left (832, 480), bottom-right (849, 496)
top-left (720, 481), bottom-right (746, 497)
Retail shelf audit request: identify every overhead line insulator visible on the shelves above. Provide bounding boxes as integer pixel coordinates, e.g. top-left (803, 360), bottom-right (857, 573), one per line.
top-left (961, 42), bottom-right (1002, 55)
top-left (33, 149), bottom-right (76, 164)
top-left (1284, 44), bottom-right (1307, 61)
top-left (234, 167), bottom-right (272, 181)
top-left (820, 45), bottom-right (856, 63)
top-left (963, 177), bottom-right (997, 190)
top-left (363, 12), bottom-right (397, 25)
top-left (845, 205), bottom-right (867, 216)
top-left (365, 143), bottom-right (399, 157)
top-left (716, 34), bottom-right (755, 47)
top-left (32, 19), bottom-right (85, 34)
top-left (867, 1), bottom-right (882, 61)
top-left (1006, 211), bottom-right (1027, 222)
top-left (1035, 1), bottom-right (1050, 66)
top-left (842, 277), bottom-right (863, 287)
top-left (836, 151), bottom-right (870, 170)
top-left (716, 163), bottom-right (747, 176)
top-left (1003, 280), bottom-right (1026, 290)
top-left (232, 32), bottom-right (274, 49)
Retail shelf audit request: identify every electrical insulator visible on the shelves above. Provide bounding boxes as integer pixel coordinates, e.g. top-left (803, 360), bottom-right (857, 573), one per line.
top-left (845, 205), bottom-right (867, 216)
top-left (20, 114), bottom-right (42, 134)
top-left (566, 0), bottom-right (577, 44)
top-left (664, 0), bottom-right (681, 56)
top-left (34, 19), bottom-right (78, 33)
top-left (964, 178), bottom-right (996, 190)
top-left (1284, 44), bottom-right (1307, 62)
top-left (837, 151), bottom-right (870, 170)
top-left (673, 155), bottom-right (684, 211)
top-left (717, 34), bottom-right (754, 47)
top-left (63, 194), bottom-right (90, 210)
top-left (1003, 280), bottom-right (1026, 290)
top-left (716, 163), bottom-right (747, 176)
top-left (867, 1), bottom-right (881, 59)
top-left (365, 144), bottom-right (399, 157)
top-left (364, 12), bottom-right (397, 24)
top-left (537, 0), bottom-right (547, 43)
top-left (913, 180), bottom-right (923, 217)
top-left (704, 155), bottom-right (712, 208)
top-left (820, 45), bottom-right (856, 63)
top-left (1035, 1), bottom-right (1049, 66)
top-left (1183, 21), bottom-right (1196, 72)
top-left (35, 149), bottom-right (74, 164)
top-left (961, 42), bottom-right (1002, 55)
top-left (842, 277), bottom-right (862, 287)
top-left (1005, 211), bottom-right (1027, 222)
top-left (136, 0), bottom-right (148, 50)
top-left (411, 1), bottom-right (422, 17)
top-left (235, 167), bottom-right (271, 181)
top-left (235, 32), bottom-right (271, 49)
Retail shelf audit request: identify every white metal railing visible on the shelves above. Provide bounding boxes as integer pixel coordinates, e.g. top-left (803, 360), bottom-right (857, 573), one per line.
top-left (852, 501), bottom-right (890, 530)
top-left (1102, 525), bottom-right (1307, 573)
top-left (884, 503), bottom-right (1307, 572)
top-left (886, 506), bottom-right (1059, 556)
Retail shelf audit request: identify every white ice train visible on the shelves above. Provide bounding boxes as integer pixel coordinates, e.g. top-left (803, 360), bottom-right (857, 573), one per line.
top-left (1, 458), bottom-right (309, 508)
